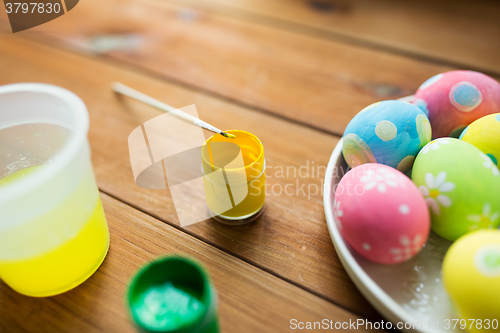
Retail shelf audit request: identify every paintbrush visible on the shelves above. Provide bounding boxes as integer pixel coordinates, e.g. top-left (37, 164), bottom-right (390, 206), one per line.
top-left (112, 82), bottom-right (235, 139)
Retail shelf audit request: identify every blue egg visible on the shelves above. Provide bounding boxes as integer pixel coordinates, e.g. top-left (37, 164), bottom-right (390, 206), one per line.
top-left (342, 100), bottom-right (432, 172)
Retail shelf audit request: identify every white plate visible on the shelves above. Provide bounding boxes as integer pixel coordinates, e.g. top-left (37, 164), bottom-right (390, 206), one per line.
top-left (323, 101), bottom-right (463, 333)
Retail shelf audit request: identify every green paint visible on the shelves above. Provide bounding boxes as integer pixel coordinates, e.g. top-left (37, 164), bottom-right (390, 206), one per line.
top-left (127, 256), bottom-right (219, 333)
top-left (135, 282), bottom-right (205, 330)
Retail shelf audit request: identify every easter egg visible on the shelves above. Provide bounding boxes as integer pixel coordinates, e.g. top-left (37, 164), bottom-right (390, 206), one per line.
top-left (334, 163), bottom-right (430, 264)
top-left (342, 100), bottom-right (431, 173)
top-left (442, 230), bottom-right (500, 333)
top-left (413, 70), bottom-right (500, 138)
top-left (412, 138), bottom-right (500, 241)
top-left (460, 113), bottom-right (500, 166)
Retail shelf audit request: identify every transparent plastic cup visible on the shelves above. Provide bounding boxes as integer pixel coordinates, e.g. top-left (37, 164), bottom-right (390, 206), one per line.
top-left (0, 83), bottom-right (109, 297)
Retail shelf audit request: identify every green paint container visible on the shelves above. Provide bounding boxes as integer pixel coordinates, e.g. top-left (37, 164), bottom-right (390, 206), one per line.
top-left (127, 256), bottom-right (219, 333)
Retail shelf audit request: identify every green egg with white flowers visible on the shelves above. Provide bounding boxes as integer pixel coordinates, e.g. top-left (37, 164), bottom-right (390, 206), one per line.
top-left (412, 138), bottom-right (500, 241)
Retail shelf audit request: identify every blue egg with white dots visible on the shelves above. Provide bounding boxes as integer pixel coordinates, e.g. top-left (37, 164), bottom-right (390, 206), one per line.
top-left (342, 100), bottom-right (432, 172)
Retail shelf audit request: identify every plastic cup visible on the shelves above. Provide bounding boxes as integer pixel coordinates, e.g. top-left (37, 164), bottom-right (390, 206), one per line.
top-left (0, 83), bottom-right (109, 297)
top-left (201, 130), bottom-right (265, 225)
top-left (127, 256), bottom-right (219, 333)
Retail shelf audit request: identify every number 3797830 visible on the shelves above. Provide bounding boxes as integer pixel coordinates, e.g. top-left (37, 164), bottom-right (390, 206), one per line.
top-left (444, 319), bottom-right (499, 330)
top-left (5, 2), bottom-right (62, 14)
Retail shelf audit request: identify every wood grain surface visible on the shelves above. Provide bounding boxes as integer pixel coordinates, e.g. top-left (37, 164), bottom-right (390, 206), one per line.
top-left (0, 193), bottom-right (382, 333)
top-left (0, 34), bottom-right (384, 320)
top-left (1, 0), bottom-right (499, 331)
top-left (8, 0), bottom-right (454, 136)
top-left (158, 0), bottom-right (500, 74)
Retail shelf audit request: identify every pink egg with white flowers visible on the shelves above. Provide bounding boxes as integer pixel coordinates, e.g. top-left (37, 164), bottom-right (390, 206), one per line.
top-left (334, 163), bottom-right (430, 264)
top-left (413, 70), bottom-right (500, 138)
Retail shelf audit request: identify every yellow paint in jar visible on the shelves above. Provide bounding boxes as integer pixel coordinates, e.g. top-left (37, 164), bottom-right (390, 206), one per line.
top-left (202, 130), bottom-right (265, 224)
top-left (0, 165), bottom-right (109, 297)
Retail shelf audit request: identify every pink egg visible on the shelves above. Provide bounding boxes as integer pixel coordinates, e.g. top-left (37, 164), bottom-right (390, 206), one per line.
top-left (334, 164), bottom-right (430, 264)
top-left (413, 70), bottom-right (500, 138)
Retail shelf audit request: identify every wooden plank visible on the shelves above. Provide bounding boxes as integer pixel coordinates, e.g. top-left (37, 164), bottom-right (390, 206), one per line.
top-left (158, 0), bottom-right (500, 74)
top-left (6, 0), bottom-right (453, 136)
top-left (0, 193), bottom-right (382, 333)
top-left (0, 34), bottom-right (383, 320)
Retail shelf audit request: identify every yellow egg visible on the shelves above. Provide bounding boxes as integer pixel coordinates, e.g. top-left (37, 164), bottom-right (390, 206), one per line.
top-left (460, 113), bottom-right (500, 166)
top-left (442, 230), bottom-right (500, 333)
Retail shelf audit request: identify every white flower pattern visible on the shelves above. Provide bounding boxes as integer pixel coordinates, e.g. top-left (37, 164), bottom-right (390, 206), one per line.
top-left (333, 199), bottom-right (343, 230)
top-left (480, 154), bottom-right (500, 177)
top-left (360, 168), bottom-right (398, 193)
top-left (419, 171), bottom-right (455, 215)
top-left (420, 139), bottom-right (451, 155)
top-left (467, 203), bottom-right (499, 231)
top-left (389, 235), bottom-right (424, 262)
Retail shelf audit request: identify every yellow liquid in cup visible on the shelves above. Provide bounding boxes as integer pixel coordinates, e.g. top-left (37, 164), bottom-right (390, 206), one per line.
top-left (0, 166), bottom-right (109, 297)
top-left (202, 130), bottom-right (265, 220)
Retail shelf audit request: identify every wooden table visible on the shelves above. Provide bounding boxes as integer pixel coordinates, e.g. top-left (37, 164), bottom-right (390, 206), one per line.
top-left (0, 0), bottom-right (498, 332)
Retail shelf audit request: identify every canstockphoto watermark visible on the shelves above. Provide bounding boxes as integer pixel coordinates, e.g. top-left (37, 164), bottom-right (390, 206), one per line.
top-left (249, 161), bottom-right (335, 200)
top-left (128, 104), bottom-right (249, 226)
top-left (128, 104), bottom-right (376, 225)
top-left (290, 318), bottom-right (500, 330)
top-left (247, 161), bottom-right (385, 199)
top-left (291, 319), bottom-right (413, 330)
